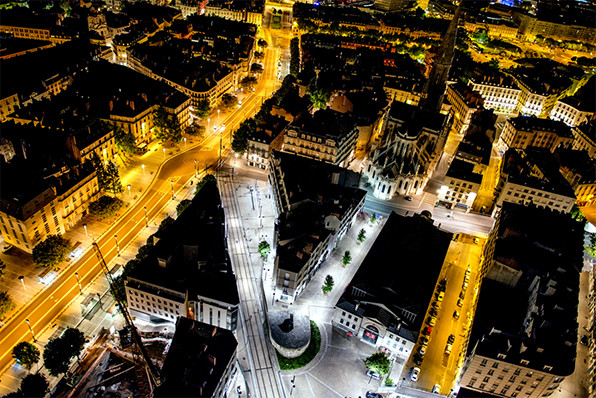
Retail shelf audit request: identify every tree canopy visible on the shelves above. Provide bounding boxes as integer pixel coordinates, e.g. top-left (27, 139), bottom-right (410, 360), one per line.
top-left (357, 229), bottom-right (366, 243)
top-left (19, 373), bottom-right (49, 398)
top-left (114, 127), bottom-right (136, 155)
top-left (365, 352), bottom-right (391, 375)
top-left (89, 196), bottom-right (124, 219)
top-left (154, 105), bottom-right (182, 143)
top-left (176, 199), bottom-right (192, 216)
top-left (341, 251), bottom-right (352, 267)
top-left (220, 93), bottom-right (238, 110)
top-left (91, 153), bottom-right (122, 194)
top-left (0, 291), bottom-right (15, 319)
top-left (43, 328), bottom-right (85, 377)
top-left (12, 342), bottom-right (40, 369)
top-left (32, 235), bottom-right (72, 268)
top-left (195, 99), bottom-right (212, 119)
top-left (231, 119), bottom-right (257, 155)
top-left (322, 275), bottom-right (334, 295)
top-left (308, 84), bottom-right (331, 110)
top-left (251, 63), bottom-right (264, 74)
top-left (258, 241), bottom-right (271, 259)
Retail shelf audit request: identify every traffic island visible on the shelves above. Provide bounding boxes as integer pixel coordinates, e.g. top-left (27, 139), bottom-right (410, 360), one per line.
top-left (272, 313), bottom-right (321, 370)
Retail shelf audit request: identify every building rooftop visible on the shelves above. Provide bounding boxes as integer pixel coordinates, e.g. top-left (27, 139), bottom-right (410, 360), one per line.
top-left (337, 211), bottom-right (452, 337)
top-left (448, 81), bottom-right (484, 109)
top-left (555, 147), bottom-right (596, 185)
top-left (558, 75), bottom-right (596, 114)
top-left (289, 108), bottom-right (357, 142)
top-left (157, 317), bottom-right (237, 397)
top-left (501, 148), bottom-right (576, 199)
top-left (446, 158), bottom-right (483, 184)
top-left (508, 116), bottom-right (573, 139)
top-left (387, 100), bottom-right (447, 137)
top-left (127, 181), bottom-right (239, 307)
top-left (470, 203), bottom-right (581, 376)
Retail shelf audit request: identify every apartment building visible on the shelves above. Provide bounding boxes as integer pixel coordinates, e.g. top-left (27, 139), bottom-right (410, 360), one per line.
top-left (515, 11), bottom-right (596, 44)
top-left (245, 117), bottom-right (288, 170)
top-left (550, 76), bottom-right (595, 128)
top-left (469, 75), bottom-right (521, 115)
top-left (269, 152), bottom-right (365, 304)
top-left (0, 93), bottom-right (21, 123)
top-left (465, 203), bottom-right (581, 397)
top-left (500, 116), bottom-right (573, 153)
top-left (437, 159), bottom-right (482, 211)
top-left (282, 109), bottom-right (358, 167)
top-left (445, 82), bottom-right (484, 135)
top-left (69, 122), bottom-right (116, 164)
top-left (157, 317), bottom-right (238, 398)
top-left (556, 148), bottom-right (596, 207)
top-left (333, 211), bottom-right (452, 361)
top-left (0, 163), bottom-right (98, 253)
top-left (572, 120), bottom-right (596, 159)
top-left (126, 181), bottom-right (240, 331)
top-left (493, 148), bottom-right (576, 217)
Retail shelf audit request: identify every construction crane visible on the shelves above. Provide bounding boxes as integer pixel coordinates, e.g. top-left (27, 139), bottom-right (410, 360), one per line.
top-left (91, 242), bottom-right (161, 387)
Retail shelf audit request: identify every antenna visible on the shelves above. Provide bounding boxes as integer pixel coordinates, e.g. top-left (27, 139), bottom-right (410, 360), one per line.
top-left (91, 242), bottom-right (161, 386)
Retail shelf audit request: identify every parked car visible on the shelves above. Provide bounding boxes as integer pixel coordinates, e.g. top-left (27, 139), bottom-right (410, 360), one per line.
top-left (447, 334), bottom-right (456, 344)
top-left (453, 310), bottom-right (460, 320)
top-left (418, 345), bottom-right (426, 356)
top-left (366, 392), bottom-right (383, 398)
top-left (411, 367), bottom-right (420, 381)
top-left (422, 326), bottom-right (433, 335)
top-left (457, 298), bottom-right (464, 307)
top-left (459, 291), bottom-right (466, 300)
top-left (413, 353), bottom-right (424, 366)
top-left (427, 316), bottom-right (436, 327)
top-left (429, 308), bottom-right (438, 317)
top-left (405, 196), bottom-right (413, 201)
top-left (433, 384), bottom-right (441, 394)
top-left (436, 291), bottom-right (445, 302)
top-left (419, 335), bottom-right (429, 346)
top-left (366, 370), bottom-right (381, 380)
top-left (445, 343), bottom-right (453, 355)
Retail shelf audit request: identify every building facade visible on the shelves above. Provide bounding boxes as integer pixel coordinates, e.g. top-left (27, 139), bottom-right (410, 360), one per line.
top-left (500, 116), bottom-right (573, 153)
top-left (469, 76), bottom-right (521, 115)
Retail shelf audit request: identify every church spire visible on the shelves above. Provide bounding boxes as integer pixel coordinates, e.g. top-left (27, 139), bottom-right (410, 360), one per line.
top-left (420, 3), bottom-right (462, 112)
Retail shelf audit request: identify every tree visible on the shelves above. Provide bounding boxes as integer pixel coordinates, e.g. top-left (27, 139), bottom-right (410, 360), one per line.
top-left (357, 228), bottom-right (366, 243)
top-left (32, 235), bottom-right (72, 268)
top-left (370, 213), bottom-right (377, 225)
top-left (19, 373), bottom-right (49, 398)
top-left (153, 105), bottom-right (182, 143)
top-left (43, 328), bottom-right (85, 377)
top-left (341, 251), bottom-right (352, 267)
top-left (231, 119), bottom-right (257, 155)
top-left (308, 85), bottom-right (331, 110)
top-left (185, 123), bottom-right (205, 137)
top-left (365, 352), bottom-right (391, 376)
top-left (0, 291), bottom-right (15, 318)
top-left (158, 216), bottom-right (175, 231)
top-left (290, 37), bottom-right (300, 77)
top-left (0, 258), bottom-right (5, 277)
top-left (240, 76), bottom-right (258, 89)
top-left (114, 127), bottom-right (136, 155)
top-left (254, 51), bottom-right (264, 60)
top-left (251, 63), bottom-right (264, 74)
top-left (62, 327), bottom-right (85, 359)
top-left (321, 275), bottom-right (334, 295)
top-left (43, 338), bottom-right (71, 377)
top-left (89, 196), bottom-right (124, 219)
top-left (571, 204), bottom-right (587, 222)
top-left (586, 233), bottom-right (596, 257)
top-left (176, 199), bottom-right (192, 216)
top-left (258, 241), bottom-right (271, 259)
top-left (258, 39), bottom-right (268, 48)
top-left (104, 160), bottom-right (123, 194)
top-left (12, 342), bottom-right (40, 369)
top-left (220, 93), bottom-right (238, 110)
top-left (195, 99), bottom-right (211, 119)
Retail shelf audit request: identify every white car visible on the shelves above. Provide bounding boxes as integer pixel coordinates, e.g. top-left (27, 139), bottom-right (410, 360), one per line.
top-left (433, 384), bottom-right (441, 394)
top-left (411, 367), bottom-right (420, 381)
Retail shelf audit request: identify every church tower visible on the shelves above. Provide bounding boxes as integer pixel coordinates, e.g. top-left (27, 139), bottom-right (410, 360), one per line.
top-left (420, 3), bottom-right (462, 112)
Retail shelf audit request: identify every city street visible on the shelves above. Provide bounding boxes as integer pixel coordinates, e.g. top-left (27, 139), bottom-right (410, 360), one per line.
top-left (403, 234), bottom-right (485, 396)
top-left (0, 25), bottom-right (283, 383)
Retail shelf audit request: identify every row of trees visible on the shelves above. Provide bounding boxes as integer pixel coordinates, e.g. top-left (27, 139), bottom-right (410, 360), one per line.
top-left (290, 37), bottom-right (300, 77)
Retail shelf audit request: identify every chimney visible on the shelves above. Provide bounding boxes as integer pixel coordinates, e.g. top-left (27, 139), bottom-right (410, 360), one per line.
top-left (109, 100), bottom-right (113, 112)
top-left (130, 101), bottom-right (135, 111)
top-left (212, 327), bottom-right (217, 337)
top-left (296, 251), bottom-right (303, 260)
top-left (354, 301), bottom-right (360, 311)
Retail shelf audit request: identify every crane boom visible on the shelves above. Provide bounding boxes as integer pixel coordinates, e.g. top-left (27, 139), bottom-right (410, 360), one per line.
top-left (91, 242), bottom-right (161, 386)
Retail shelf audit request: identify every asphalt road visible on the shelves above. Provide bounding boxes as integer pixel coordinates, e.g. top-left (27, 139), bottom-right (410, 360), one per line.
top-left (0, 27), bottom-right (282, 376)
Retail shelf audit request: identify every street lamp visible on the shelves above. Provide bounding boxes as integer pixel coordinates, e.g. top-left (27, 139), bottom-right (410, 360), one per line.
top-left (114, 234), bottom-right (120, 256)
top-left (290, 376), bottom-right (296, 396)
top-left (18, 276), bottom-right (26, 291)
top-left (208, 118), bottom-right (210, 129)
top-left (194, 159), bottom-right (198, 177)
top-left (184, 137), bottom-right (187, 149)
top-left (25, 319), bottom-right (36, 342)
top-left (143, 206), bottom-right (149, 227)
top-left (217, 109), bottom-right (220, 125)
top-left (127, 184), bottom-right (132, 198)
top-left (83, 223), bottom-right (88, 237)
top-left (163, 147), bottom-right (166, 159)
top-left (74, 272), bottom-right (82, 294)
top-left (142, 163), bottom-right (145, 176)
top-left (170, 180), bottom-right (175, 200)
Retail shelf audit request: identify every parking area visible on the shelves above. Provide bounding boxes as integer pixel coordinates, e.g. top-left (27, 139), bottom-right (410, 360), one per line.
top-left (400, 234), bottom-right (485, 395)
